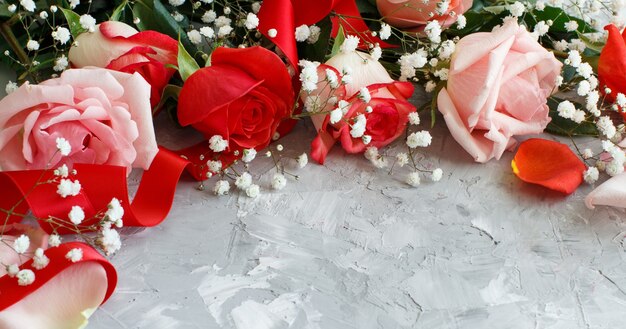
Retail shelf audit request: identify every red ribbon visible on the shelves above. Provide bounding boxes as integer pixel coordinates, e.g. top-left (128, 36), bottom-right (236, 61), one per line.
top-left (1, 147), bottom-right (191, 234)
top-left (0, 242), bottom-right (117, 311)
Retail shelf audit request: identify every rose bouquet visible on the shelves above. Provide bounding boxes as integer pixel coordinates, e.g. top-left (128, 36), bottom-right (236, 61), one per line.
top-left (1, 0), bottom-right (626, 326)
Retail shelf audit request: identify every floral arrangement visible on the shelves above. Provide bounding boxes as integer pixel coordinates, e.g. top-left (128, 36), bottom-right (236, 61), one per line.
top-left (0, 0), bottom-right (625, 326)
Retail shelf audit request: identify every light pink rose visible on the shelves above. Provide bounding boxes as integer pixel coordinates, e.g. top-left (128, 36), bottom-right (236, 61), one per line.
top-left (0, 68), bottom-right (157, 172)
top-left (376, 0), bottom-right (473, 30)
top-left (437, 21), bottom-right (562, 162)
top-left (68, 21), bottom-right (178, 108)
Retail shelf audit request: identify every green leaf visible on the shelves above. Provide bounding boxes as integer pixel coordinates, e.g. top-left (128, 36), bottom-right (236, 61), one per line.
top-left (577, 32), bottom-right (604, 53)
top-left (530, 6), bottom-right (596, 34)
top-left (177, 39), bottom-right (200, 81)
top-left (483, 5), bottom-right (507, 15)
top-left (60, 8), bottom-right (87, 37)
top-left (110, 0), bottom-right (128, 21)
top-left (330, 26), bottom-right (345, 58)
top-left (430, 83), bottom-right (446, 128)
top-left (0, 4), bottom-right (13, 18)
top-left (545, 98), bottom-right (598, 137)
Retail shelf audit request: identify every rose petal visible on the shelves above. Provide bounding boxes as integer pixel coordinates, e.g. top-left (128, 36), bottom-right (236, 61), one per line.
top-left (512, 138), bottom-right (586, 194)
top-left (585, 173), bottom-right (626, 209)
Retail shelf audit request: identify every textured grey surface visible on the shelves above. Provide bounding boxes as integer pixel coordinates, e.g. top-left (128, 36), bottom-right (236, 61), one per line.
top-left (1, 67), bottom-right (626, 329)
top-left (90, 111), bottom-right (626, 329)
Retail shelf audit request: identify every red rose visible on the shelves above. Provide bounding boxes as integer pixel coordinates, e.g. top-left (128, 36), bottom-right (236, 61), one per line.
top-left (68, 21), bottom-right (178, 108)
top-left (599, 24), bottom-right (626, 117)
top-left (177, 46), bottom-right (295, 152)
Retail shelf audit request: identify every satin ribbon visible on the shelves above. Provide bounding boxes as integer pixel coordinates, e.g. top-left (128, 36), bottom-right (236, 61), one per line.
top-left (0, 242), bottom-right (117, 312)
top-left (258, 0), bottom-right (395, 74)
top-left (1, 147), bottom-right (191, 234)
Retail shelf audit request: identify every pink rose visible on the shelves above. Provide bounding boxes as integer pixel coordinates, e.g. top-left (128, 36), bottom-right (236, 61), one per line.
top-left (68, 21), bottom-right (178, 108)
top-left (0, 68), bottom-right (158, 172)
top-left (376, 0), bottom-right (473, 30)
top-left (306, 51), bottom-right (415, 164)
top-left (437, 21), bottom-right (562, 163)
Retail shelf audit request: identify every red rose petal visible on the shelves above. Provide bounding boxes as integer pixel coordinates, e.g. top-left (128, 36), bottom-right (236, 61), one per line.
top-left (512, 138), bottom-right (586, 194)
top-left (599, 25), bottom-right (626, 119)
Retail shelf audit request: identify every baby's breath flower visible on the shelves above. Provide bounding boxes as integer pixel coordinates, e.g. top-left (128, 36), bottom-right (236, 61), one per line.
top-left (17, 269), bottom-right (35, 286)
top-left (214, 180), bottom-right (230, 195)
top-left (431, 168), bottom-right (443, 181)
top-left (235, 172), bottom-right (253, 190)
top-left (271, 173), bottom-right (287, 190)
top-left (32, 248), bottom-right (50, 270)
top-left (48, 234), bottom-right (61, 247)
top-left (406, 172), bottom-right (421, 187)
top-left (297, 153), bottom-right (308, 168)
top-left (583, 167), bottom-right (599, 184)
top-left (246, 184), bottom-right (260, 198)
top-left (13, 234), bottom-right (30, 254)
top-left (68, 206), bottom-right (85, 225)
top-left (65, 248), bottom-right (83, 263)
top-left (406, 131), bottom-right (432, 148)
top-left (57, 179), bottom-right (81, 198)
top-left (209, 135), bottom-right (228, 152)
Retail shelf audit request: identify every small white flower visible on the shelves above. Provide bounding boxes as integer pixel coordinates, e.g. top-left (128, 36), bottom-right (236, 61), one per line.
top-left (235, 172), bottom-right (253, 190)
top-left (299, 60), bottom-right (320, 92)
top-left (48, 234), bottom-right (61, 247)
top-left (241, 149), bottom-right (257, 163)
top-left (564, 20), bottom-right (579, 32)
top-left (577, 80), bottom-right (591, 96)
top-left (583, 167), bottom-right (599, 184)
top-left (438, 40), bottom-right (456, 59)
top-left (408, 112), bottom-right (420, 125)
top-left (597, 116), bottom-right (617, 138)
top-left (340, 35), bottom-right (360, 53)
top-left (616, 93), bottom-right (626, 107)
top-left (217, 25), bottom-right (233, 38)
top-left (65, 248), bottom-right (83, 263)
top-left (26, 40), bottom-right (40, 51)
top-left (79, 15), bottom-right (96, 32)
top-left (456, 14), bottom-right (466, 29)
top-left (69, 0), bottom-right (80, 9)
top-left (534, 21), bottom-right (549, 36)
top-left (39, 11), bottom-right (48, 19)
top-left (406, 172), bottom-right (421, 187)
top-left (68, 206), bottom-right (85, 225)
top-left (582, 148), bottom-right (594, 159)
top-left (325, 69), bottom-right (339, 88)
top-left (362, 135), bottom-right (372, 145)
top-left (200, 26), bottom-right (215, 39)
top-left (557, 100), bottom-right (576, 120)
top-left (370, 46), bottom-right (382, 61)
top-left (52, 27), bottom-right (71, 45)
top-left (406, 131), bottom-right (432, 148)
top-left (215, 16), bottom-right (231, 28)
top-left (307, 25), bottom-right (321, 44)
top-left (202, 10), bottom-right (217, 23)
top-left (57, 179), bottom-right (81, 198)
top-left (577, 63), bottom-right (593, 79)
top-left (54, 164), bottom-right (69, 178)
top-left (295, 24), bottom-right (311, 42)
top-left (358, 87), bottom-right (371, 103)
top-left (105, 198), bottom-right (124, 223)
top-left (187, 30), bottom-right (203, 44)
top-left (53, 55), bottom-right (69, 72)
top-left (567, 50), bottom-right (582, 67)
top-left (214, 180), bottom-right (230, 196)
top-left (32, 248), bottom-right (50, 270)
top-left (431, 168), bottom-right (443, 181)
top-left (268, 28), bottom-right (278, 38)
top-left (13, 234), bottom-right (30, 254)
top-left (271, 173), bottom-right (287, 190)
top-left (507, 1), bottom-right (526, 17)
top-left (350, 114), bottom-right (367, 138)
top-left (169, 0), bottom-right (185, 6)
top-left (50, 5), bottom-right (58, 12)
top-left (252, 2), bottom-right (262, 13)
top-left (606, 159), bottom-right (625, 176)
top-left (20, 0), bottom-right (36, 12)
top-left (8, 4), bottom-right (17, 13)
top-left (330, 108), bottom-right (344, 124)
top-left (245, 13), bottom-right (259, 30)
top-left (396, 153), bottom-right (409, 167)
top-left (246, 184), bottom-right (260, 198)
top-left (99, 228), bottom-right (121, 255)
top-left (553, 40), bottom-right (569, 52)
top-left (17, 269), bottom-right (35, 286)
top-left (209, 135), bottom-right (228, 152)
top-left (535, 1), bottom-right (546, 10)
top-left (379, 23), bottom-right (391, 40)
top-left (5, 81), bottom-right (18, 94)
top-left (56, 137), bottom-right (71, 156)
top-left (7, 264), bottom-right (19, 277)
top-left (297, 153), bottom-right (308, 168)
top-left (424, 20), bottom-right (442, 43)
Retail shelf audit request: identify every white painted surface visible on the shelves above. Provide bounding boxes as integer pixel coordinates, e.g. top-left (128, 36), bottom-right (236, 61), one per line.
top-left (1, 69), bottom-right (626, 329)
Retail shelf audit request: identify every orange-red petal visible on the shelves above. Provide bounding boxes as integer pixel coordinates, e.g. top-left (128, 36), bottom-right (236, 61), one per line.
top-left (511, 138), bottom-right (586, 194)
